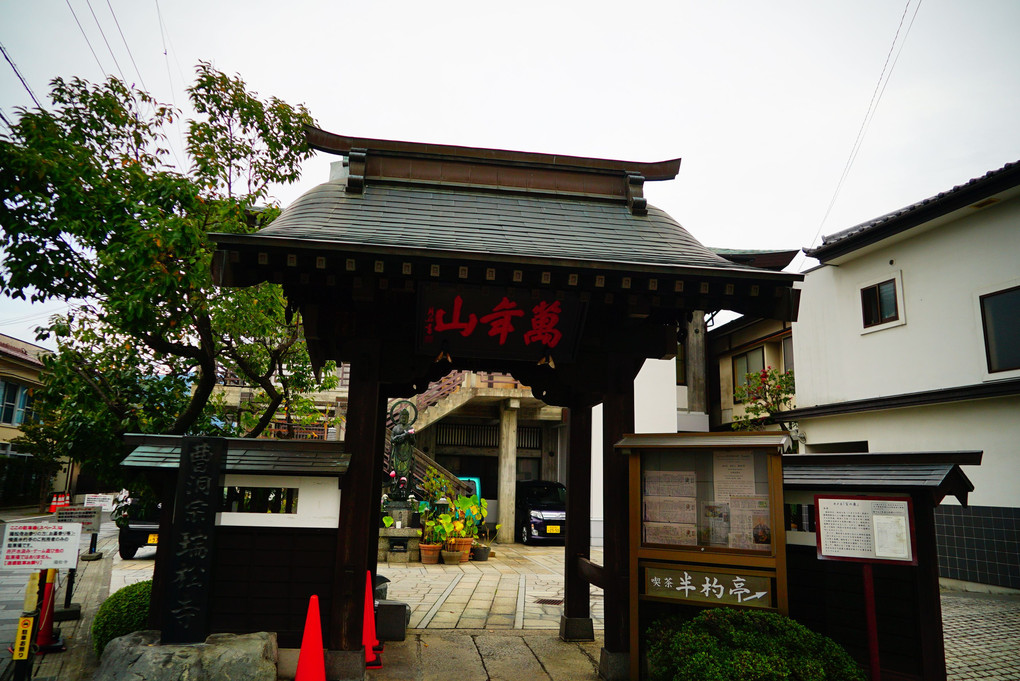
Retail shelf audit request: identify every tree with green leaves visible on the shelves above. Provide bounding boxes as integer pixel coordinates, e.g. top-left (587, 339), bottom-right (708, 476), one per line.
top-left (0, 63), bottom-right (339, 489)
top-left (732, 366), bottom-right (796, 433)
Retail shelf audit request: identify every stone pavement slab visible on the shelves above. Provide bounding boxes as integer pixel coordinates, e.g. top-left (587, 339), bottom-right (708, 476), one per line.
top-left (4, 517), bottom-right (1019, 681)
top-left (941, 590), bottom-right (1020, 681)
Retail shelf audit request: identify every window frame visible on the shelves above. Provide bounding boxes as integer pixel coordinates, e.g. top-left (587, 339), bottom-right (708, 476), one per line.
top-left (858, 271), bottom-right (906, 335)
top-left (979, 283), bottom-right (1020, 375)
top-left (732, 346), bottom-right (765, 403)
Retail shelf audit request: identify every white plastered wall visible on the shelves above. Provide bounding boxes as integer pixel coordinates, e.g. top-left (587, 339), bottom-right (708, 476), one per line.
top-left (793, 195), bottom-right (1020, 511)
top-left (217, 474), bottom-right (341, 528)
top-left (590, 358), bottom-right (678, 546)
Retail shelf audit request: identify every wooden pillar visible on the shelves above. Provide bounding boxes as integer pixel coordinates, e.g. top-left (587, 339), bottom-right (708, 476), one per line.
top-left (913, 493), bottom-right (948, 681)
top-left (496, 398), bottom-right (519, 544)
top-left (685, 310), bottom-right (708, 414)
top-left (329, 350), bottom-right (385, 670)
top-left (560, 403), bottom-right (595, 641)
top-left (600, 372), bottom-right (635, 680)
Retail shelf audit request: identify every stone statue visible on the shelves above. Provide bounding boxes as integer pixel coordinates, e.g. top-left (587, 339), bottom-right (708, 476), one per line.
top-left (388, 400), bottom-right (418, 501)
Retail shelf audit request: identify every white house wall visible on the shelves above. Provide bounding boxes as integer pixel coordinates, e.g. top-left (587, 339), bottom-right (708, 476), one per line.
top-left (795, 197), bottom-right (1020, 406)
top-left (798, 398), bottom-right (1020, 508)
top-left (589, 358), bottom-right (678, 546)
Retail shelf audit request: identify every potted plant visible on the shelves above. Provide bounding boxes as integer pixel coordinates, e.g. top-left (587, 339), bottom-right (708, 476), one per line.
top-left (449, 493), bottom-right (487, 562)
top-left (418, 502), bottom-right (444, 564)
top-left (471, 523), bottom-right (501, 561)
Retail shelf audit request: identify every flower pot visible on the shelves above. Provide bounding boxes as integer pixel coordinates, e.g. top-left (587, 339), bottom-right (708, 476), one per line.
top-left (452, 536), bottom-right (473, 562)
top-left (420, 542), bottom-right (441, 565)
top-left (441, 549), bottom-right (463, 564)
top-left (471, 545), bottom-right (491, 561)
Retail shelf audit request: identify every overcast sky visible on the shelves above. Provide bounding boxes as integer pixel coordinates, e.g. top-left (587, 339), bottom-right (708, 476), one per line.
top-left (2, 0), bottom-right (1019, 345)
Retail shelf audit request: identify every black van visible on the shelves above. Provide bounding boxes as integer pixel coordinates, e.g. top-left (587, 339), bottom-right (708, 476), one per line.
top-left (515, 480), bottom-right (566, 545)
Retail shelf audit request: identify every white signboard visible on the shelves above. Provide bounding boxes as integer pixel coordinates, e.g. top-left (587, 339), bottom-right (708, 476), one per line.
top-left (713, 451), bottom-right (755, 502)
top-left (815, 495), bottom-right (916, 564)
top-left (84, 493), bottom-right (117, 512)
top-left (56, 505), bottom-right (103, 533)
top-left (1, 522), bottom-right (83, 570)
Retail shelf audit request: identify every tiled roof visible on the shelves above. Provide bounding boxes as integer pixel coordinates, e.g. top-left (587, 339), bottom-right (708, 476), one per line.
top-left (249, 181), bottom-right (765, 275)
top-left (783, 463), bottom-right (973, 505)
top-left (806, 160), bottom-right (1020, 262)
top-left (0, 338), bottom-right (47, 367)
top-left (122, 435), bottom-right (349, 476)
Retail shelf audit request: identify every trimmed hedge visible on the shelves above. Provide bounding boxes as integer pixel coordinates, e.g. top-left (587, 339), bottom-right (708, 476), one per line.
top-left (91, 579), bottom-right (152, 656)
top-left (647, 608), bottom-right (866, 681)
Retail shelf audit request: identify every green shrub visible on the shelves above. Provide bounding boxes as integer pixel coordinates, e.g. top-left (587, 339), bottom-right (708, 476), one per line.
top-left (647, 608), bottom-right (866, 681)
top-left (91, 579), bottom-right (152, 656)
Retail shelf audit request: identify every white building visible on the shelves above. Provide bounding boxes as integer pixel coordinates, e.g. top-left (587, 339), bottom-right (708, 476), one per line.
top-left (789, 161), bottom-right (1020, 591)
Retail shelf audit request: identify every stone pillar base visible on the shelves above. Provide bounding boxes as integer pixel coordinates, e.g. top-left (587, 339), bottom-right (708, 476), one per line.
top-left (325, 648), bottom-right (367, 680)
top-left (559, 615), bottom-right (594, 642)
top-left (599, 648), bottom-right (629, 681)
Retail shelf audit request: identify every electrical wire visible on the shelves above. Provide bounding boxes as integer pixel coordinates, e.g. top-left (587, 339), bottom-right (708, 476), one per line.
top-left (806, 0), bottom-right (924, 253)
top-left (65, 0), bottom-right (107, 75)
top-left (106, 0), bottom-right (148, 92)
top-left (85, 0), bottom-right (127, 83)
top-left (0, 107), bottom-right (13, 131)
top-left (154, 0), bottom-right (186, 170)
top-left (0, 41), bottom-right (42, 108)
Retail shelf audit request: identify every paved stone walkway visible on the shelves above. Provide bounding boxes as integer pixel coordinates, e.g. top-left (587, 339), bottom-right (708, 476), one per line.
top-left (941, 590), bottom-right (1020, 681)
top-left (2, 505), bottom-right (1018, 680)
top-left (379, 545), bottom-right (604, 631)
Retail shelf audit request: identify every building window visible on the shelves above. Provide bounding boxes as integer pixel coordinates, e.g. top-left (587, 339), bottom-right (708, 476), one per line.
top-left (861, 279), bottom-right (899, 328)
top-left (782, 336), bottom-right (794, 374)
top-left (221, 486), bottom-right (299, 514)
top-left (732, 347), bottom-right (764, 401)
top-left (0, 381), bottom-right (33, 426)
top-left (981, 285), bottom-right (1020, 373)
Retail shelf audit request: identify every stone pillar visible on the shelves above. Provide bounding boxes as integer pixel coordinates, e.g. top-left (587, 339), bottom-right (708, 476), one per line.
top-left (496, 398), bottom-right (520, 544)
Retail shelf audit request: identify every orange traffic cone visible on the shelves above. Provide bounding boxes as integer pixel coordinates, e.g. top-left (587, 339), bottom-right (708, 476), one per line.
top-left (364, 571), bottom-right (381, 669)
top-left (295, 595), bottom-right (325, 681)
top-left (35, 569), bottom-right (64, 652)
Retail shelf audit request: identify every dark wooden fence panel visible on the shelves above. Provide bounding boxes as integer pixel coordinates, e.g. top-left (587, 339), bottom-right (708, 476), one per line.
top-left (209, 526), bottom-right (337, 648)
top-left (787, 545), bottom-right (924, 681)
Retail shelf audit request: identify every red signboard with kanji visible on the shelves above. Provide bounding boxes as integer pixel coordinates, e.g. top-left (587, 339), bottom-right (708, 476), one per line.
top-left (418, 284), bottom-right (585, 361)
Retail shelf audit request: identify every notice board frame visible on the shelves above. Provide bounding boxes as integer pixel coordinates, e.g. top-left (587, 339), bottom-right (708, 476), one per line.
top-left (814, 493), bottom-right (919, 567)
top-left (618, 432), bottom-right (791, 681)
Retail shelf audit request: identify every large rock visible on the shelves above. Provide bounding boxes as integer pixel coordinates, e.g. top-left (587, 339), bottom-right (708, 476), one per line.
top-left (93, 630), bottom-right (277, 681)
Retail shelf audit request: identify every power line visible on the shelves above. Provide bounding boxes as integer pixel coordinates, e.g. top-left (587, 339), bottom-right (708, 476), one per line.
top-left (106, 0), bottom-right (148, 91)
top-left (0, 41), bottom-right (42, 108)
top-left (807, 0), bottom-right (923, 252)
top-left (85, 0), bottom-right (126, 83)
top-left (154, 0), bottom-right (188, 170)
top-left (0, 107), bottom-right (12, 131)
top-left (65, 0), bottom-right (107, 74)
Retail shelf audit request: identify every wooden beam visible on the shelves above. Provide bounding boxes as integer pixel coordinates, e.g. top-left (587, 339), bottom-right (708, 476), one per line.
top-left (577, 557), bottom-right (605, 590)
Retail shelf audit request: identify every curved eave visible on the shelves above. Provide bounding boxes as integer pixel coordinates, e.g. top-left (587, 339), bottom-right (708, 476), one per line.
top-left (212, 230), bottom-right (801, 284)
top-left (305, 126), bottom-right (683, 181)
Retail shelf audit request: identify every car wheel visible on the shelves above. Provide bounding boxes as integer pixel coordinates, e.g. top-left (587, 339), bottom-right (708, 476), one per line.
top-left (520, 523), bottom-right (531, 545)
top-left (119, 542), bottom-right (138, 560)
